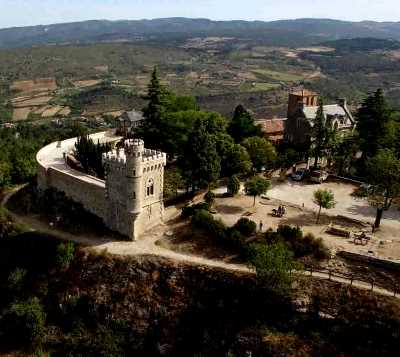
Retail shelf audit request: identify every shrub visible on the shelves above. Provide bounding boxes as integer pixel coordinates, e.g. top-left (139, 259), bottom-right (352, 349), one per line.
top-left (192, 209), bottom-right (226, 241)
top-left (233, 218), bottom-right (257, 237)
top-left (227, 175), bottom-right (240, 196)
top-left (181, 202), bottom-right (210, 218)
top-left (7, 267), bottom-right (27, 293)
top-left (55, 241), bottom-right (75, 269)
top-left (248, 242), bottom-right (299, 298)
top-left (2, 297), bottom-right (46, 345)
top-left (204, 190), bottom-right (216, 208)
top-left (266, 225), bottom-right (329, 261)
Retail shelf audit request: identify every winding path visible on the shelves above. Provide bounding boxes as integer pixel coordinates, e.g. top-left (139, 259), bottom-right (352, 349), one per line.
top-left (2, 188), bottom-right (399, 299)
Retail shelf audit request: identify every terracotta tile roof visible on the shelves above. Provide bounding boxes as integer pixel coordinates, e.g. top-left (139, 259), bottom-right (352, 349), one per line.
top-left (255, 118), bottom-right (286, 134)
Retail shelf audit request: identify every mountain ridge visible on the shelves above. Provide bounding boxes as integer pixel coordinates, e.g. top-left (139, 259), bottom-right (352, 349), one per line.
top-left (2, 17), bottom-right (400, 49)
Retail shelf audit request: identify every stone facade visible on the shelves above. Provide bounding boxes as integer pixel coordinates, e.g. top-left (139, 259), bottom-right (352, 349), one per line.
top-left (36, 133), bottom-right (166, 241)
top-left (102, 139), bottom-right (166, 240)
top-left (285, 90), bottom-right (356, 145)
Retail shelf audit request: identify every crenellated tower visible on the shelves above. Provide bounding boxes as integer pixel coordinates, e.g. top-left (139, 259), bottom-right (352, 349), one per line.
top-left (102, 139), bottom-right (166, 240)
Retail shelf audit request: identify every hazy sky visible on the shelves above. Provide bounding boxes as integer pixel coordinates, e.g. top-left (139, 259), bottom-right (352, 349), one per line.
top-left (0, 0), bottom-right (399, 28)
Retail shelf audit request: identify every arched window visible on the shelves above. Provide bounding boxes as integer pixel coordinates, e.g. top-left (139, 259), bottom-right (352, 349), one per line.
top-left (146, 178), bottom-right (154, 197)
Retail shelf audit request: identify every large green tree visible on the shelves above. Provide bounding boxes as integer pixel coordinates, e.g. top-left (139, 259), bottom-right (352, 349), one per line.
top-left (357, 89), bottom-right (392, 159)
top-left (228, 105), bottom-right (262, 143)
top-left (242, 136), bottom-right (276, 172)
top-left (141, 67), bottom-right (170, 147)
top-left (180, 118), bottom-right (221, 191)
top-left (310, 99), bottom-right (332, 168)
top-left (366, 149), bottom-right (400, 228)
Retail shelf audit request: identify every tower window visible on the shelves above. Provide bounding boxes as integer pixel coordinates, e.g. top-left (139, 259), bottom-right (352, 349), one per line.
top-left (146, 178), bottom-right (154, 197)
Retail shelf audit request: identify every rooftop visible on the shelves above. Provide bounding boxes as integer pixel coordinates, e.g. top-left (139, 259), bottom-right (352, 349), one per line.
top-left (303, 104), bottom-right (347, 120)
top-left (118, 110), bottom-right (144, 123)
top-left (255, 118), bottom-right (286, 134)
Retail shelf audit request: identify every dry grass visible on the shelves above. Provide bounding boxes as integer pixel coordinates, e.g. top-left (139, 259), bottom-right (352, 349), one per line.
top-left (12, 107), bottom-right (33, 121)
top-left (12, 95), bottom-right (52, 107)
top-left (11, 78), bottom-right (57, 93)
top-left (73, 79), bottom-right (102, 88)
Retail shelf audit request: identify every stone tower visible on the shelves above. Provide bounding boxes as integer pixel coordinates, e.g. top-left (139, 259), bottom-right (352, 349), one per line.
top-left (103, 139), bottom-right (166, 240)
top-left (287, 89), bottom-right (319, 118)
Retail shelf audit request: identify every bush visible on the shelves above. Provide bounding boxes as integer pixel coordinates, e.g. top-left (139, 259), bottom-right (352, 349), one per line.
top-left (55, 242), bottom-right (75, 270)
top-left (266, 225), bottom-right (329, 261)
top-left (181, 202), bottom-right (210, 219)
top-left (227, 175), bottom-right (241, 196)
top-left (192, 209), bottom-right (227, 241)
top-left (204, 190), bottom-right (216, 208)
top-left (7, 267), bottom-right (27, 293)
top-left (233, 218), bottom-right (257, 237)
top-left (1, 297), bottom-right (46, 345)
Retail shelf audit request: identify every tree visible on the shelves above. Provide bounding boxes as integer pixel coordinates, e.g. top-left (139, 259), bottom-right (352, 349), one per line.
top-left (228, 104), bottom-right (262, 143)
top-left (222, 144), bottom-right (252, 177)
top-left (310, 99), bottom-right (331, 168)
top-left (227, 175), bottom-right (241, 196)
top-left (313, 189), bottom-right (336, 223)
top-left (74, 134), bottom-right (111, 178)
top-left (249, 242), bottom-right (299, 298)
top-left (242, 137), bottom-right (276, 172)
top-left (163, 167), bottom-right (184, 199)
top-left (142, 66), bottom-right (169, 124)
top-left (180, 118), bottom-right (221, 191)
top-left (245, 176), bottom-right (271, 206)
top-left (366, 149), bottom-right (400, 228)
top-left (357, 89), bottom-right (392, 159)
top-left (141, 66), bottom-right (170, 147)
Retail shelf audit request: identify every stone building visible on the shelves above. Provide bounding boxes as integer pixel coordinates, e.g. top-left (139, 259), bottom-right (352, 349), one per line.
top-left (103, 139), bottom-right (166, 240)
top-left (116, 110), bottom-right (145, 136)
top-left (255, 118), bottom-right (287, 145)
top-left (37, 133), bottom-right (166, 241)
top-left (285, 89), bottom-right (356, 145)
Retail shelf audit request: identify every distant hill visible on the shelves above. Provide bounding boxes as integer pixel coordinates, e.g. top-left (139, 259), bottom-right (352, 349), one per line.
top-left (2, 18), bottom-right (400, 49)
top-left (321, 38), bottom-right (400, 52)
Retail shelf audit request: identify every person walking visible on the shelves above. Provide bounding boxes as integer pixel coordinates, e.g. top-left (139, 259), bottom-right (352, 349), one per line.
top-left (259, 220), bottom-right (263, 232)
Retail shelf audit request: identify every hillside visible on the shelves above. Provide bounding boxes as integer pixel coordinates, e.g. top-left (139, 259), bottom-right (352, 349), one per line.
top-left (2, 18), bottom-right (400, 49)
top-left (0, 225), bottom-right (399, 356)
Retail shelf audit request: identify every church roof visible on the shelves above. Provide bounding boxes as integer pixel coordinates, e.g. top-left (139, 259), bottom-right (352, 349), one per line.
top-left (302, 104), bottom-right (347, 120)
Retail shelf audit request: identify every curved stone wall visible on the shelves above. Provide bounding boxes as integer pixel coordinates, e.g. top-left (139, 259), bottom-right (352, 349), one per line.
top-left (36, 131), bottom-right (120, 222)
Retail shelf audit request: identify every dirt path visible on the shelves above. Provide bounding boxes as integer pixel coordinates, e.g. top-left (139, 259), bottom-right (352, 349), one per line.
top-left (2, 189), bottom-right (399, 298)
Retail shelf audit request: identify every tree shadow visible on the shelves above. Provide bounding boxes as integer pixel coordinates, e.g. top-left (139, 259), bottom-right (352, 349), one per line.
top-left (215, 204), bottom-right (245, 215)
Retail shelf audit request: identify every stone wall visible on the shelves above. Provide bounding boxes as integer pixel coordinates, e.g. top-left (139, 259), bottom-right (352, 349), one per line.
top-left (46, 167), bottom-right (108, 221)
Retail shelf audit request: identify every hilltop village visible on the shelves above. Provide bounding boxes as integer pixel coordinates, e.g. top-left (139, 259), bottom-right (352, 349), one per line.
top-left (2, 66), bottom-right (400, 355)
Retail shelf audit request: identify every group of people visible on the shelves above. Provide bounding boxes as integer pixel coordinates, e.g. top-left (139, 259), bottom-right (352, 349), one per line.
top-left (276, 205), bottom-right (286, 216)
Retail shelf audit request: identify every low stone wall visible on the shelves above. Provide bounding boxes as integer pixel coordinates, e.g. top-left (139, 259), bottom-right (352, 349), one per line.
top-left (338, 251), bottom-right (400, 272)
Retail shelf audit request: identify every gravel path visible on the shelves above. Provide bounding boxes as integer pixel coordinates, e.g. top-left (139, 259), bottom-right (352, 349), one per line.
top-left (2, 189), bottom-right (399, 299)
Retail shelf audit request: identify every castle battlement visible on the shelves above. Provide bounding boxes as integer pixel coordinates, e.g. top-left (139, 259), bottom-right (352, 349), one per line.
top-left (102, 146), bottom-right (166, 166)
top-left (37, 132), bottom-right (167, 241)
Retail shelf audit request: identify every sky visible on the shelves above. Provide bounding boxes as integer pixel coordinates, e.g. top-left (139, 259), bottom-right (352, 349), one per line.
top-left (0, 0), bottom-right (399, 28)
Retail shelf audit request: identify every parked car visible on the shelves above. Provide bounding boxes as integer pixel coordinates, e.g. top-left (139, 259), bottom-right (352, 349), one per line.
top-left (310, 170), bottom-right (329, 183)
top-left (291, 169), bottom-right (309, 181)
